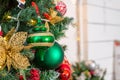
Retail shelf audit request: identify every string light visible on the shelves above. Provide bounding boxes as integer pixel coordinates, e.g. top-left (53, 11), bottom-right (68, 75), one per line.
top-left (7, 16), bottom-right (17, 20)
top-left (0, 65), bottom-right (4, 71)
top-left (7, 16), bottom-right (12, 19)
top-left (30, 19), bottom-right (35, 23)
top-left (0, 66), bottom-right (2, 69)
top-left (77, 37), bottom-right (80, 41)
top-left (3, 37), bottom-right (7, 41)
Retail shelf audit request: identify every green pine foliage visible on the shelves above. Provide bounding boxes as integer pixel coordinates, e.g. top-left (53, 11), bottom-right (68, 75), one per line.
top-left (0, 0), bottom-right (17, 20)
top-left (0, 0), bottom-right (73, 79)
top-left (40, 70), bottom-right (60, 80)
top-left (50, 17), bottom-right (73, 39)
top-left (72, 61), bottom-right (106, 80)
top-left (0, 68), bottom-right (18, 80)
top-left (0, 0), bottom-right (73, 40)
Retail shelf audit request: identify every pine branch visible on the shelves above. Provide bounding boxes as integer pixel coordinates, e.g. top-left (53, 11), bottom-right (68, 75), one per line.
top-left (40, 70), bottom-right (60, 80)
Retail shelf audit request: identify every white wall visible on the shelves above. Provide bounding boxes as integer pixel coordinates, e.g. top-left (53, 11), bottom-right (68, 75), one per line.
top-left (58, 0), bottom-right (78, 63)
top-left (58, 0), bottom-right (120, 80)
top-left (86, 0), bottom-right (120, 80)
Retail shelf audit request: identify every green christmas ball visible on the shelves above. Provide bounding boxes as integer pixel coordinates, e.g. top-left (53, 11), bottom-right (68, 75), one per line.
top-left (34, 42), bottom-right (64, 69)
top-left (27, 32), bottom-right (55, 47)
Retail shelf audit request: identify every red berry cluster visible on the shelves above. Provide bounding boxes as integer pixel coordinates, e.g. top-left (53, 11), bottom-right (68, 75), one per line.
top-left (29, 68), bottom-right (40, 80)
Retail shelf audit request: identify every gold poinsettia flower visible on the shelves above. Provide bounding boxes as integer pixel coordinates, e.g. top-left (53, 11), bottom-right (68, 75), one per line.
top-left (49, 8), bottom-right (64, 24)
top-left (0, 31), bottom-right (30, 71)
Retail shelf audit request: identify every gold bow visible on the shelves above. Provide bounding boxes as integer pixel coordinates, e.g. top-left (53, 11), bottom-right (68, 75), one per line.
top-left (0, 31), bottom-right (30, 71)
top-left (49, 9), bottom-right (64, 24)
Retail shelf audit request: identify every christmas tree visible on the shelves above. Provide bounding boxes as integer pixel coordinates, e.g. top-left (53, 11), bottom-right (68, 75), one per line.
top-left (0, 0), bottom-right (73, 80)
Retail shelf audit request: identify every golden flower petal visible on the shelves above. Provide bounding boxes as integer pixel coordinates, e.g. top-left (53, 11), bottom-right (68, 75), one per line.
top-left (0, 46), bottom-right (6, 70)
top-left (9, 32), bottom-right (27, 47)
top-left (6, 55), bottom-right (12, 71)
top-left (12, 53), bottom-right (30, 69)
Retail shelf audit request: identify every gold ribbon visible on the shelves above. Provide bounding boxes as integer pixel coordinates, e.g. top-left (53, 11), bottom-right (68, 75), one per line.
top-left (28, 32), bottom-right (54, 37)
top-left (28, 43), bottom-right (54, 47)
top-left (0, 31), bottom-right (30, 71)
top-left (28, 32), bottom-right (54, 47)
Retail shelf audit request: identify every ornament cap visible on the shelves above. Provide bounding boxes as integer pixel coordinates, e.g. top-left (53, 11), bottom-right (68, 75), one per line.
top-left (32, 25), bottom-right (47, 32)
top-left (32, 18), bottom-right (48, 32)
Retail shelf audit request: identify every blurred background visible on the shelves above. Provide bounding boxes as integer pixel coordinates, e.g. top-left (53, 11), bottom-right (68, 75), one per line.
top-left (58, 0), bottom-right (120, 80)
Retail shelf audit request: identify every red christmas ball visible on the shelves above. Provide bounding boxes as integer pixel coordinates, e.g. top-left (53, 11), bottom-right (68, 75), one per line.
top-left (59, 70), bottom-right (71, 80)
top-left (55, 1), bottom-right (67, 15)
top-left (56, 64), bottom-right (71, 80)
top-left (57, 64), bottom-right (71, 72)
top-left (56, 56), bottom-right (71, 80)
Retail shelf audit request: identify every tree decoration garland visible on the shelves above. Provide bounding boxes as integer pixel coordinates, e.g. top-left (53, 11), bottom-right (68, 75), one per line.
top-left (72, 60), bottom-right (106, 80)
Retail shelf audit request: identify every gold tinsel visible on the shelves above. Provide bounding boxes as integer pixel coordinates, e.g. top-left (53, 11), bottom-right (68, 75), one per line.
top-left (0, 31), bottom-right (30, 71)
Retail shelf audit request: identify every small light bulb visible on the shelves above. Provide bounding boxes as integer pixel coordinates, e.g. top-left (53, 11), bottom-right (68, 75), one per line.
top-left (7, 16), bottom-right (12, 19)
top-left (0, 66), bottom-right (2, 69)
top-left (31, 19), bottom-right (34, 23)
top-left (3, 37), bottom-right (7, 41)
top-left (77, 37), bottom-right (80, 41)
top-left (29, 19), bottom-right (37, 26)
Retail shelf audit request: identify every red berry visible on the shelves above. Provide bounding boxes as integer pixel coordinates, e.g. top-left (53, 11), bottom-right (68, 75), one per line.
top-left (19, 75), bottom-right (24, 80)
top-left (0, 31), bottom-right (3, 36)
top-left (43, 13), bottom-right (52, 20)
top-left (30, 68), bottom-right (40, 80)
top-left (90, 70), bottom-right (95, 75)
